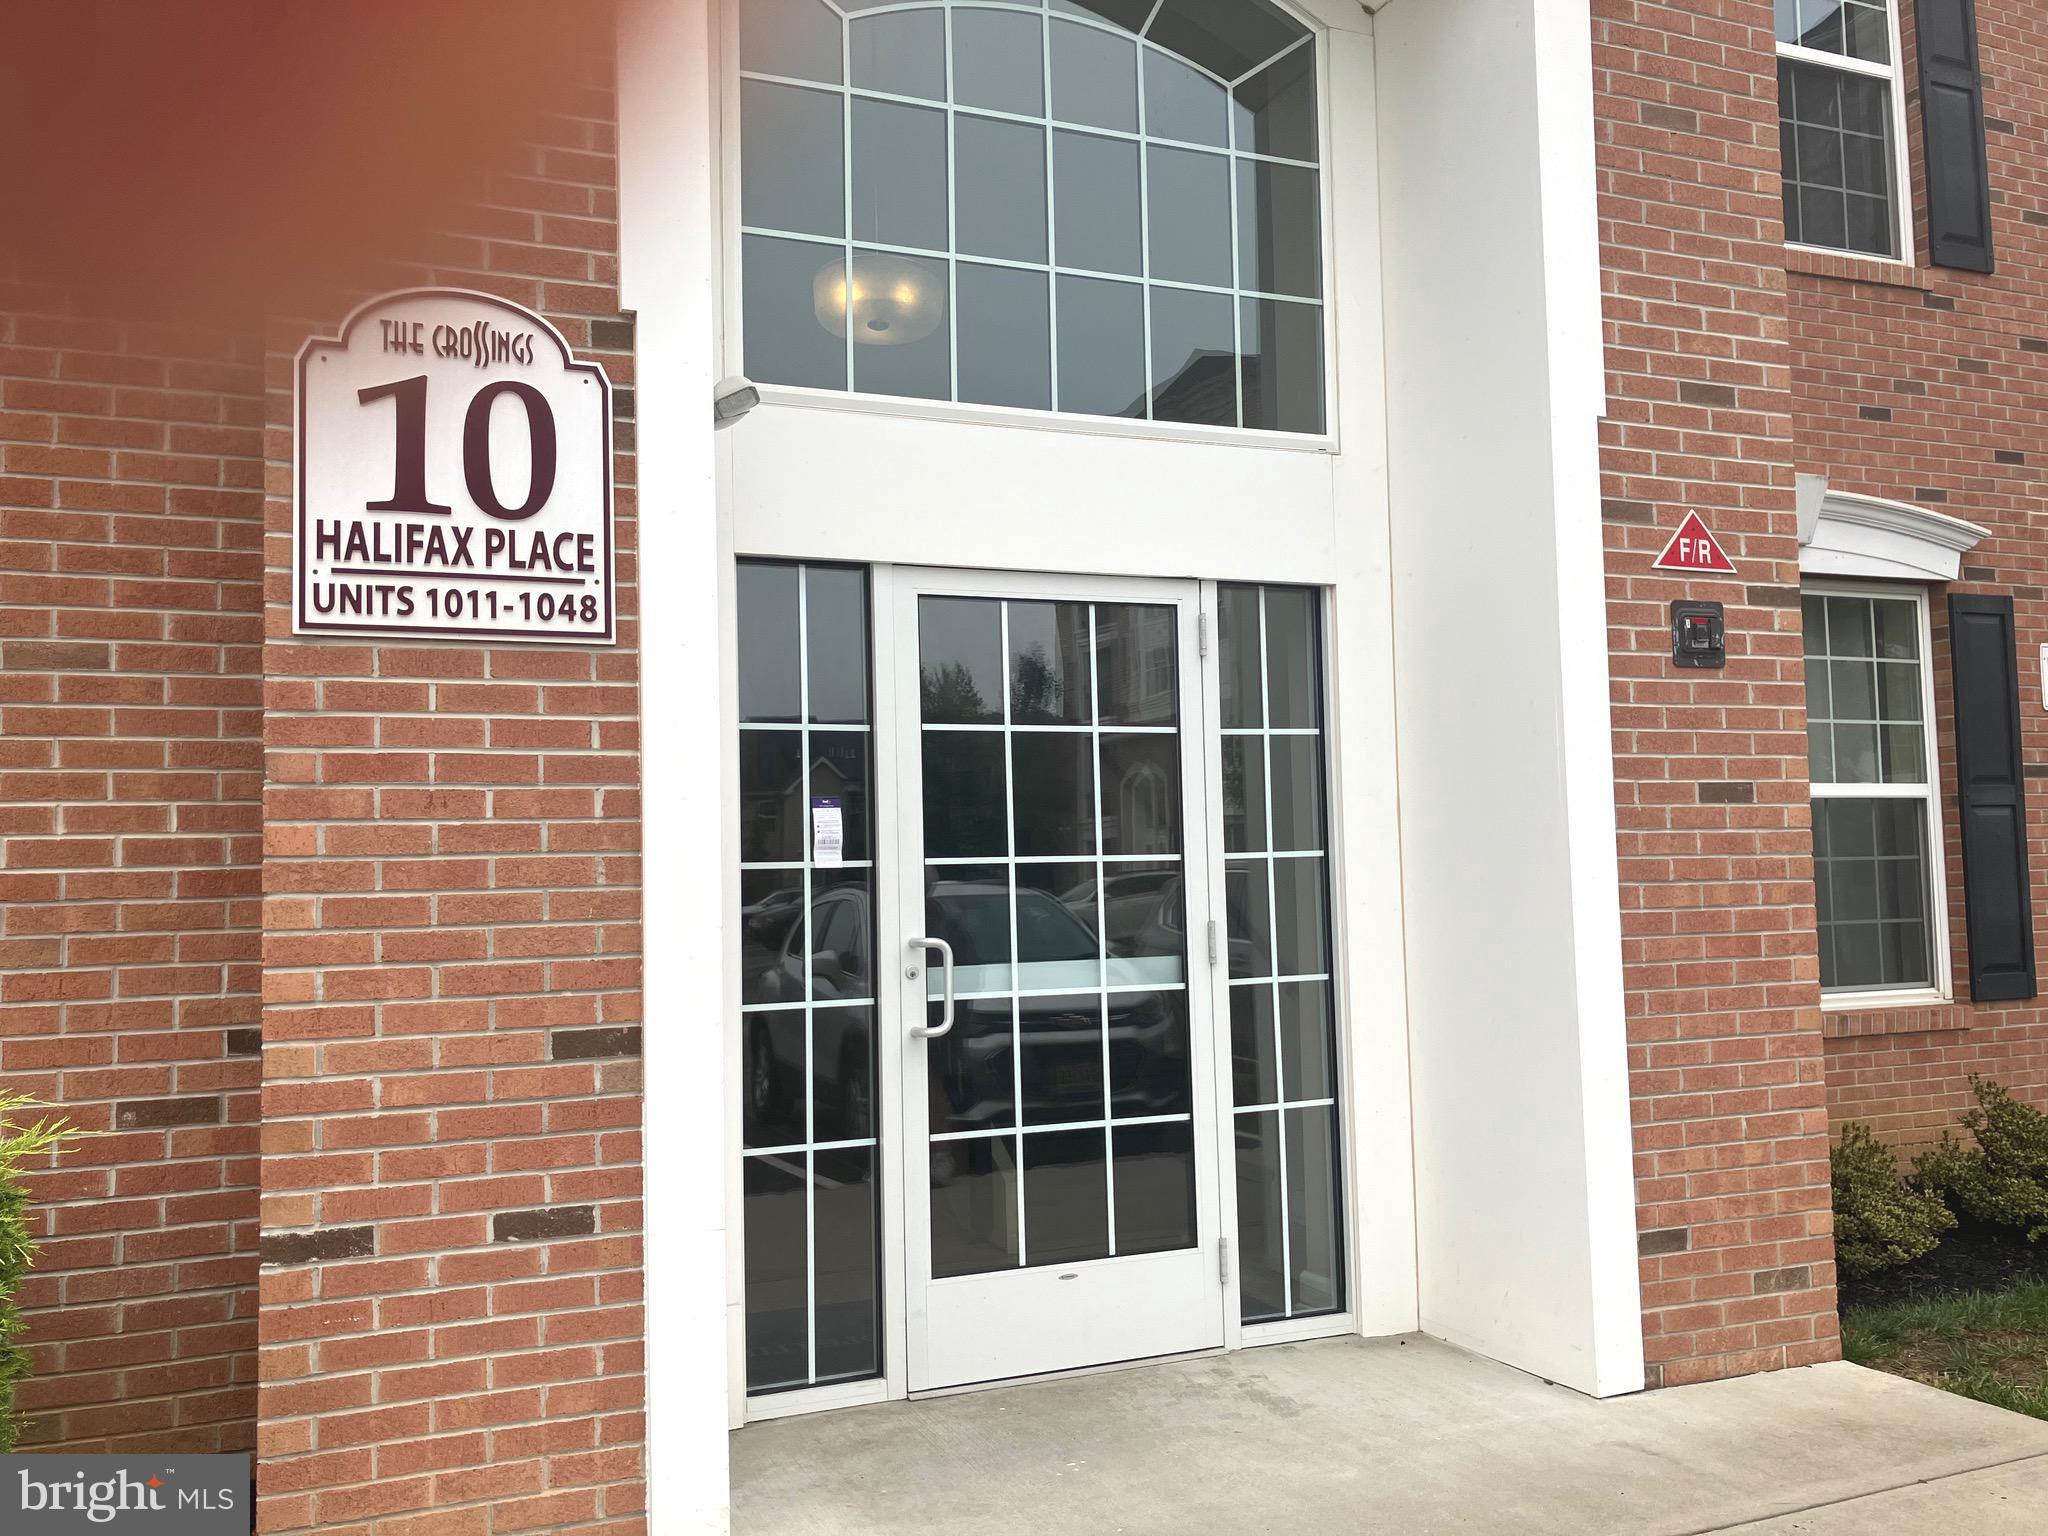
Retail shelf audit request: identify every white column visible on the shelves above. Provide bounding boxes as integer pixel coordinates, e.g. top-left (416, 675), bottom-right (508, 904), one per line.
top-left (1322, 19), bottom-right (1420, 1344)
top-left (1373, 0), bottom-right (1644, 1397)
top-left (619, 0), bottom-right (738, 1526)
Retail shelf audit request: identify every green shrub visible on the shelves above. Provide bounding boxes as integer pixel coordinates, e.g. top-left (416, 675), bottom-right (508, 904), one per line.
top-left (1833, 1121), bottom-right (1955, 1279)
top-left (1, 1097), bottom-right (91, 1453)
top-left (1914, 1077), bottom-right (2048, 1242)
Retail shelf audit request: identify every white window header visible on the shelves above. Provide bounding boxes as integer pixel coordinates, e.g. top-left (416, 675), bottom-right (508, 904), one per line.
top-left (1795, 474), bottom-right (1988, 583)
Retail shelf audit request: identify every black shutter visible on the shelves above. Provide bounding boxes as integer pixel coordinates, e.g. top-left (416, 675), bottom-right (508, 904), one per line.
top-left (1950, 594), bottom-right (2034, 1000)
top-left (1918, 0), bottom-right (1995, 273)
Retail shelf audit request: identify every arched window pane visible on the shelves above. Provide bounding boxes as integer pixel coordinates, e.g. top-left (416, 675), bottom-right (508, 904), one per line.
top-left (1057, 276), bottom-right (1145, 418)
top-left (953, 9), bottom-right (1044, 115)
top-left (1145, 49), bottom-right (1229, 147)
top-left (1234, 43), bottom-right (1316, 160)
top-left (1052, 0), bottom-right (1154, 32)
top-left (741, 0), bottom-right (842, 84)
top-left (742, 81), bottom-right (843, 237)
top-left (959, 265), bottom-right (1053, 411)
top-left (1148, 145), bottom-right (1233, 288)
top-left (1050, 19), bottom-right (1139, 134)
top-left (1242, 298), bottom-right (1323, 434)
top-left (1053, 131), bottom-right (1142, 276)
top-left (957, 117), bottom-right (1048, 264)
top-left (744, 237), bottom-right (847, 391)
top-left (851, 99), bottom-right (947, 251)
top-left (851, 10), bottom-right (945, 100)
top-left (738, 0), bottom-right (1327, 434)
top-left (848, 252), bottom-right (950, 400)
top-left (1150, 288), bottom-right (1235, 426)
top-left (1148, 0), bottom-right (1307, 81)
top-left (1237, 160), bottom-right (1320, 298)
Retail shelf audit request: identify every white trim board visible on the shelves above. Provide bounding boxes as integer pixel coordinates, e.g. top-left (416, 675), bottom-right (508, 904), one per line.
top-left (1796, 474), bottom-right (1989, 582)
top-left (619, 0), bottom-right (735, 1528)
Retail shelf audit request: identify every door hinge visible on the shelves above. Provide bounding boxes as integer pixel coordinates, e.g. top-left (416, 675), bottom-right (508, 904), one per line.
top-left (1218, 1236), bottom-right (1231, 1286)
top-left (1198, 611), bottom-right (1210, 657)
top-left (1206, 919), bottom-right (1218, 967)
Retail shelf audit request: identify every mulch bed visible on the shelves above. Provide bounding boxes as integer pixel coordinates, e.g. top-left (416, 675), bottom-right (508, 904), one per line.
top-left (1840, 1219), bottom-right (2048, 1312)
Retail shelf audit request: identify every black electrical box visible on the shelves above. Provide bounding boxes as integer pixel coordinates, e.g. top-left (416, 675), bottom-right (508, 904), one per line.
top-left (1671, 600), bottom-right (1725, 669)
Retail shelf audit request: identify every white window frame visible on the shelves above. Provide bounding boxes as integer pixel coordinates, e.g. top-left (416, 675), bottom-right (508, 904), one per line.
top-left (1804, 579), bottom-right (1952, 1009)
top-left (716, 0), bottom-right (1343, 452)
top-left (1776, 0), bottom-right (1915, 267)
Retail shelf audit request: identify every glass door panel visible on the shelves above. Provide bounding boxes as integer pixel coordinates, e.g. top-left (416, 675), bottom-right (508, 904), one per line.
top-left (919, 594), bottom-right (1194, 1277)
top-left (897, 571), bottom-right (1223, 1391)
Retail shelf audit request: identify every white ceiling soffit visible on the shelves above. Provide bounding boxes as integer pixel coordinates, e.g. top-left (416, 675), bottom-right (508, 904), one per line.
top-left (1297, 0), bottom-right (1377, 29)
top-left (1795, 474), bottom-right (1988, 582)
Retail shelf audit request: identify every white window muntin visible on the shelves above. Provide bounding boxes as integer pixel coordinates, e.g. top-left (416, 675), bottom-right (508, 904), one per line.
top-left (1776, 0), bottom-right (1914, 265)
top-left (1804, 580), bottom-right (1952, 1006)
top-left (718, 0), bottom-right (1341, 448)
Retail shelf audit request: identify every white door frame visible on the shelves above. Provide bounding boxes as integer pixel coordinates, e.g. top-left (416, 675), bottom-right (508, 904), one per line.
top-left (889, 565), bottom-right (1227, 1391)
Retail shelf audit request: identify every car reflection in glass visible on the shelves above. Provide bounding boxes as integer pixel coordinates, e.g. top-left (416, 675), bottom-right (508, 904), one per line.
top-left (744, 877), bottom-right (1199, 1175)
top-left (743, 882), bottom-right (875, 1147)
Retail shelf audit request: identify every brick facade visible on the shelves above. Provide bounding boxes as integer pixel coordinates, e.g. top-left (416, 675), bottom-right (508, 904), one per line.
top-left (251, 61), bottom-right (651, 1536)
top-left (1, 38), bottom-right (650, 1536)
top-left (1593, 0), bottom-right (1841, 1385)
top-left (0, 286), bottom-right (266, 1450)
top-left (1597, 0), bottom-right (2048, 1382)
top-left (1782, 0), bottom-right (2048, 1151)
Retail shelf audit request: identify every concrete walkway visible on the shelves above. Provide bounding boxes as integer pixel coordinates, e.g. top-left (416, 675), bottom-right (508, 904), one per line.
top-left (731, 1336), bottom-right (2048, 1534)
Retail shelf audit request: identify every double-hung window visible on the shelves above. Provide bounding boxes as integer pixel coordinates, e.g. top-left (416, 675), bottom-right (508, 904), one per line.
top-left (1802, 586), bottom-right (1947, 999)
top-left (1775, 0), bottom-right (1910, 260)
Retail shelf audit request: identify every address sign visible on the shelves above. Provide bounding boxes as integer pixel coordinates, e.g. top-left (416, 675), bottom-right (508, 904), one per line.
top-left (294, 288), bottom-right (615, 644)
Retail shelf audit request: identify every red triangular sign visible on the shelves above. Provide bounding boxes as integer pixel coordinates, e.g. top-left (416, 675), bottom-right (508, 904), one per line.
top-left (1651, 511), bottom-right (1737, 573)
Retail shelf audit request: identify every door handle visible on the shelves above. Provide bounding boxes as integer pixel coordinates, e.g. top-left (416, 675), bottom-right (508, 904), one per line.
top-left (908, 937), bottom-right (955, 1039)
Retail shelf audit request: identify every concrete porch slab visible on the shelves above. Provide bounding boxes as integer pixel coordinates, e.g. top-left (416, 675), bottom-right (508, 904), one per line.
top-left (1722, 1459), bottom-right (2048, 1534)
top-left (731, 1336), bottom-right (2048, 1535)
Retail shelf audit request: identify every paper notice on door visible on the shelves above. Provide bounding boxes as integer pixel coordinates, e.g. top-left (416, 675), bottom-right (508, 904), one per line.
top-left (811, 797), bottom-right (844, 867)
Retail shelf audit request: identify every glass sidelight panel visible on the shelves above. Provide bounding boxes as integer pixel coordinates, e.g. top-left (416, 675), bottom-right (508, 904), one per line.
top-left (1219, 583), bottom-right (1344, 1323)
top-left (920, 595), bottom-right (1196, 1273)
top-left (738, 560), bottom-right (882, 1395)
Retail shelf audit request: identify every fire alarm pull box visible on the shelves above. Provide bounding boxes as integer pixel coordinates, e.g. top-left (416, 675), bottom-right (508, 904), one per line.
top-left (1671, 601), bottom-right (1725, 669)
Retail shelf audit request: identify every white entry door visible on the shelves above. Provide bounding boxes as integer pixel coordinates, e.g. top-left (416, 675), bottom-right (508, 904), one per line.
top-left (890, 568), bottom-right (1226, 1391)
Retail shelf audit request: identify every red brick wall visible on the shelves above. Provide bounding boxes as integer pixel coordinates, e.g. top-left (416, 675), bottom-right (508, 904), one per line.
top-left (1784, 0), bottom-right (2048, 1152)
top-left (0, 282), bottom-right (265, 1449)
top-left (1593, 0), bottom-right (1842, 1385)
top-left (252, 60), bottom-right (650, 1536)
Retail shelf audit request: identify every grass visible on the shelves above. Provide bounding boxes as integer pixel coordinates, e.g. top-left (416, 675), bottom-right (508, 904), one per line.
top-left (1843, 1277), bottom-right (2048, 1420)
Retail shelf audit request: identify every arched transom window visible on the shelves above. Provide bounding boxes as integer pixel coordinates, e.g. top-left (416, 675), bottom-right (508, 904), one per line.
top-left (736, 0), bottom-right (1326, 434)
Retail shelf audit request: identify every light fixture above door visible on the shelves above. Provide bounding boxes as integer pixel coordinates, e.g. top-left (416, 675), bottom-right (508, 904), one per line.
top-left (813, 252), bottom-right (945, 346)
